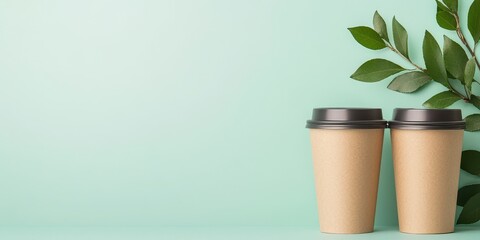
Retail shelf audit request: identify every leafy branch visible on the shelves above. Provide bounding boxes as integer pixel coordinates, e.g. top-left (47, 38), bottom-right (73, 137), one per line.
top-left (349, 0), bottom-right (480, 224)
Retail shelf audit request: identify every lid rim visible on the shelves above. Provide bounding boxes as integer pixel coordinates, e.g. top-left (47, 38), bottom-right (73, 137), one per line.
top-left (306, 124), bottom-right (387, 129)
top-left (307, 120), bottom-right (387, 124)
top-left (388, 120), bottom-right (465, 125)
top-left (306, 120), bottom-right (387, 129)
top-left (389, 125), bottom-right (465, 130)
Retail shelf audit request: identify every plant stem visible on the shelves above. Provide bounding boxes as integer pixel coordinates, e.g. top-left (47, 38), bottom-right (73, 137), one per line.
top-left (453, 13), bottom-right (480, 70)
top-left (385, 42), bottom-right (468, 101)
top-left (447, 79), bottom-right (468, 101)
top-left (464, 84), bottom-right (471, 99)
top-left (386, 43), bottom-right (425, 71)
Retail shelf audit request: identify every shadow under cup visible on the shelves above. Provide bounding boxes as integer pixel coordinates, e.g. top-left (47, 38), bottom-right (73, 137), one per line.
top-left (306, 108), bottom-right (387, 234)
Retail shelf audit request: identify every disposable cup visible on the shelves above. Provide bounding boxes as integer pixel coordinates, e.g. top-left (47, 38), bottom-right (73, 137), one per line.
top-left (389, 108), bottom-right (465, 234)
top-left (306, 108), bottom-right (387, 233)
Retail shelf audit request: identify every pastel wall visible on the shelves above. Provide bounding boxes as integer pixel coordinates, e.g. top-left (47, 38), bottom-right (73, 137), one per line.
top-left (0, 0), bottom-right (478, 227)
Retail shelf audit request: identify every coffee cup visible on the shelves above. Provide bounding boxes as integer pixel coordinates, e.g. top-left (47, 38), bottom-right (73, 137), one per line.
top-left (389, 108), bottom-right (465, 234)
top-left (306, 108), bottom-right (387, 233)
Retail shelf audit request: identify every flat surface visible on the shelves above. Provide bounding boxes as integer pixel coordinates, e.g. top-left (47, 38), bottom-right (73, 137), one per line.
top-left (0, 226), bottom-right (478, 240)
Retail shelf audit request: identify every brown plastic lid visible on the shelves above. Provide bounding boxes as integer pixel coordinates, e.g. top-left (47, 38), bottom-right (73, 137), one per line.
top-left (389, 108), bottom-right (465, 130)
top-left (306, 108), bottom-right (387, 129)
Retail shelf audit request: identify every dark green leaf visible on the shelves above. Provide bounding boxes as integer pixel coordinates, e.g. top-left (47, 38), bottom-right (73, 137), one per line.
top-left (423, 31), bottom-right (449, 87)
top-left (392, 17), bottom-right (409, 58)
top-left (436, 0), bottom-right (451, 13)
top-left (468, 0), bottom-right (480, 43)
top-left (351, 59), bottom-right (405, 82)
top-left (348, 26), bottom-right (386, 50)
top-left (471, 95), bottom-right (480, 109)
top-left (373, 11), bottom-right (389, 42)
top-left (465, 114), bottom-right (480, 132)
top-left (465, 58), bottom-right (476, 93)
top-left (387, 71), bottom-right (431, 93)
top-left (457, 192), bottom-right (480, 224)
top-left (423, 91), bottom-right (461, 108)
top-left (437, 11), bottom-right (457, 30)
top-left (461, 150), bottom-right (480, 175)
top-left (443, 0), bottom-right (458, 12)
top-left (458, 184), bottom-right (480, 206)
top-left (443, 36), bottom-right (468, 81)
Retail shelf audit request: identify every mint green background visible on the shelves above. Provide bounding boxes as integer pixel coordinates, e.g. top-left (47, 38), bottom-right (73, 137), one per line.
top-left (0, 0), bottom-right (479, 228)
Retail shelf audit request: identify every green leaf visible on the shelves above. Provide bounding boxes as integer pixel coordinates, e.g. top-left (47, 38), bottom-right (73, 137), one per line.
top-left (443, 36), bottom-right (468, 81)
top-left (423, 31), bottom-right (448, 87)
top-left (351, 59), bottom-right (405, 82)
top-left (443, 0), bottom-right (458, 12)
top-left (423, 91), bottom-right (461, 108)
top-left (465, 114), bottom-right (480, 132)
top-left (465, 58), bottom-right (476, 93)
top-left (373, 11), bottom-right (389, 42)
top-left (471, 95), bottom-right (480, 109)
top-left (468, 0), bottom-right (480, 43)
top-left (458, 184), bottom-right (480, 207)
top-left (387, 71), bottom-right (431, 93)
top-left (392, 17), bottom-right (409, 58)
top-left (457, 192), bottom-right (480, 224)
top-left (436, 0), bottom-right (451, 13)
top-left (461, 150), bottom-right (480, 175)
top-left (437, 11), bottom-right (457, 30)
top-left (348, 26), bottom-right (386, 50)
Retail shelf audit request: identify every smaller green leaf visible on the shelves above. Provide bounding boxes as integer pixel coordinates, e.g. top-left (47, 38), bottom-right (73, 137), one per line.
top-left (348, 26), bottom-right (386, 50)
top-left (458, 184), bottom-right (480, 206)
top-left (465, 114), bottom-right (480, 131)
top-left (465, 58), bottom-right (476, 93)
top-left (457, 192), bottom-right (480, 224)
top-left (468, 0), bottom-right (480, 43)
top-left (471, 95), bottom-right (480, 110)
top-left (373, 11), bottom-right (389, 42)
top-left (423, 91), bottom-right (461, 108)
top-left (437, 11), bottom-right (457, 30)
top-left (392, 17), bottom-right (409, 58)
top-left (461, 150), bottom-right (480, 175)
top-left (351, 59), bottom-right (405, 82)
top-left (444, 36), bottom-right (468, 81)
top-left (423, 31), bottom-right (449, 87)
top-left (436, 0), bottom-right (451, 13)
top-left (387, 71), bottom-right (431, 93)
top-left (443, 0), bottom-right (458, 12)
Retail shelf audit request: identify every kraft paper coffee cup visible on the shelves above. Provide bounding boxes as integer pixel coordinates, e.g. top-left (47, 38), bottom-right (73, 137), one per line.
top-left (306, 108), bottom-right (387, 233)
top-left (389, 108), bottom-right (465, 234)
